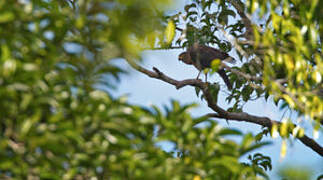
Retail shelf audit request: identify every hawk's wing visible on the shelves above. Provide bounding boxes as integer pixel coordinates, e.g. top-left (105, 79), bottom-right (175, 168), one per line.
top-left (188, 44), bottom-right (234, 89)
top-left (189, 44), bottom-right (232, 68)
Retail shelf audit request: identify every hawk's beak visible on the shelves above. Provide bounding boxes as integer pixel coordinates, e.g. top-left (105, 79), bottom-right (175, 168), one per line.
top-left (178, 56), bottom-right (183, 61)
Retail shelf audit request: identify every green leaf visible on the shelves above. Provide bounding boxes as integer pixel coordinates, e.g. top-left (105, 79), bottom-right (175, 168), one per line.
top-left (208, 83), bottom-right (220, 103)
top-left (211, 59), bottom-right (221, 71)
top-left (218, 128), bottom-right (243, 136)
top-left (195, 86), bottom-right (201, 97)
top-left (241, 141), bottom-right (271, 155)
top-left (241, 85), bottom-right (253, 101)
top-left (223, 9), bottom-right (236, 18)
top-left (165, 20), bottom-right (175, 44)
top-left (0, 11), bottom-right (14, 23)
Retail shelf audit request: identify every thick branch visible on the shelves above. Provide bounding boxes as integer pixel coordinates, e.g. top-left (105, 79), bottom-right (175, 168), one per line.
top-left (207, 113), bottom-right (323, 156)
top-left (127, 59), bottom-right (206, 90)
top-left (127, 60), bottom-right (323, 157)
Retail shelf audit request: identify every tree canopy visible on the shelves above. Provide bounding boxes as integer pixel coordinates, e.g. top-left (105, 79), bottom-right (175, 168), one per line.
top-left (0, 0), bottom-right (322, 179)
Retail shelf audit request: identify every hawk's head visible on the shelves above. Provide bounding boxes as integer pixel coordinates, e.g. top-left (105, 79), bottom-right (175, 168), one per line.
top-left (178, 52), bottom-right (193, 65)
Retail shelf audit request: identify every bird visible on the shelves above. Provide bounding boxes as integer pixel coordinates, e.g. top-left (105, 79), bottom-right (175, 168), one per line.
top-left (178, 43), bottom-right (235, 90)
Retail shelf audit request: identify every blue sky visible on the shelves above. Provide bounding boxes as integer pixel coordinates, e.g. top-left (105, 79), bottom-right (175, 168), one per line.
top-left (113, 0), bottom-right (322, 179)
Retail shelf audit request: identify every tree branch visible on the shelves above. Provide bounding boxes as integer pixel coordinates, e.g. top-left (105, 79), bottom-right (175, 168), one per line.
top-left (221, 63), bottom-right (262, 81)
top-left (206, 113), bottom-right (323, 156)
top-left (127, 59), bottom-right (206, 90)
top-left (127, 60), bottom-right (323, 157)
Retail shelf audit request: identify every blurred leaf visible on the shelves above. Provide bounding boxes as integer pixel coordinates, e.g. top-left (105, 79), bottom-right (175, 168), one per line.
top-left (211, 59), bottom-right (221, 71)
top-left (165, 20), bottom-right (175, 44)
top-left (278, 165), bottom-right (313, 180)
top-left (280, 140), bottom-right (287, 158)
top-left (0, 11), bottom-right (14, 23)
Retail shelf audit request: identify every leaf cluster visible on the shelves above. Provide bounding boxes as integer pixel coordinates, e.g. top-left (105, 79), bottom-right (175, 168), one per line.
top-left (0, 0), bottom-right (272, 179)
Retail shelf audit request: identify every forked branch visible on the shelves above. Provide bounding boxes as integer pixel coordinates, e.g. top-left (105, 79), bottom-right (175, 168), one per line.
top-left (127, 60), bottom-right (323, 156)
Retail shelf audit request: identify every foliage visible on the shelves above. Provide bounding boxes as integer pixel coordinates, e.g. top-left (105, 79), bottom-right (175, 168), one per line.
top-left (0, 0), bottom-right (273, 179)
top-left (170, 0), bottom-right (322, 149)
top-left (278, 165), bottom-right (313, 180)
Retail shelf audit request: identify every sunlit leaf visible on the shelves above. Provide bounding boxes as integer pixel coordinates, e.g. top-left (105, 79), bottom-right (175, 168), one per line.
top-left (280, 140), bottom-right (287, 158)
top-left (165, 20), bottom-right (175, 44)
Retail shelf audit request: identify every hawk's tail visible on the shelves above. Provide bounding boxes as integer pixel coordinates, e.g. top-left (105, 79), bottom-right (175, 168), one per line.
top-left (218, 69), bottom-right (232, 90)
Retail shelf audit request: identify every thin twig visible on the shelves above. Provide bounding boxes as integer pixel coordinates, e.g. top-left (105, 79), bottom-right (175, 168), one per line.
top-left (221, 63), bottom-right (262, 81)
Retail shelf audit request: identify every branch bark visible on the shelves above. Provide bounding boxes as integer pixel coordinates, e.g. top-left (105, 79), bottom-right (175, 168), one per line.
top-left (127, 60), bottom-right (323, 157)
top-left (206, 113), bottom-right (323, 156)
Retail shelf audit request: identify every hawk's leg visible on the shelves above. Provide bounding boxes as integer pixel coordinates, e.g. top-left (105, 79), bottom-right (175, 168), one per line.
top-left (204, 72), bottom-right (208, 82)
top-left (196, 70), bottom-right (202, 80)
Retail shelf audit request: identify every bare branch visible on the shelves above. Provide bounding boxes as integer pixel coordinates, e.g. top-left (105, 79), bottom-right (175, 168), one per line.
top-left (207, 113), bottom-right (323, 156)
top-left (126, 59), bottom-right (206, 90)
top-left (127, 60), bottom-right (323, 157)
top-left (149, 46), bottom-right (184, 50)
top-left (176, 27), bottom-right (183, 32)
